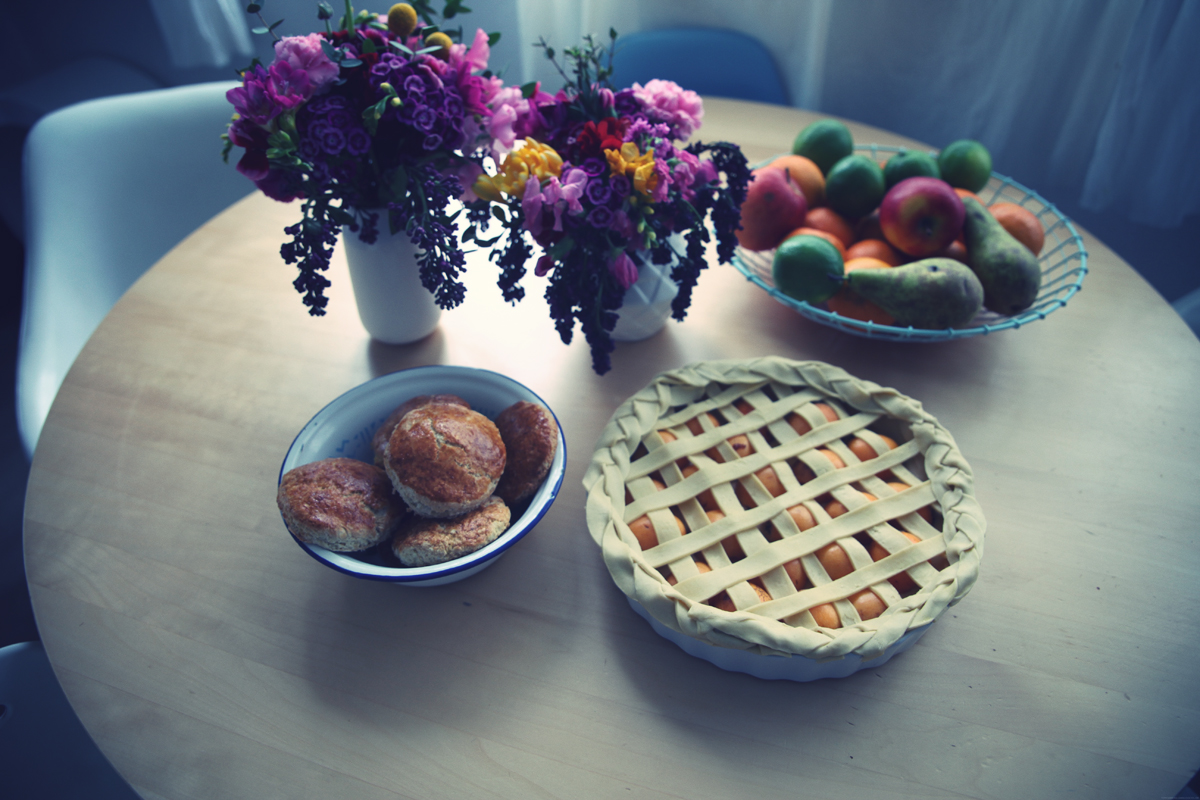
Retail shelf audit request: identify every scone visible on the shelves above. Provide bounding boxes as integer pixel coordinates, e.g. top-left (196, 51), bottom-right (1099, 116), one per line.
top-left (494, 401), bottom-right (559, 504)
top-left (384, 404), bottom-right (507, 518)
top-left (392, 496), bottom-right (511, 566)
top-left (583, 356), bottom-right (985, 665)
top-left (372, 394), bottom-right (469, 466)
top-left (277, 457), bottom-right (408, 552)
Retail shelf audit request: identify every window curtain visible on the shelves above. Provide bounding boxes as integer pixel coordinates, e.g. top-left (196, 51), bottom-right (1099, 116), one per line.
top-left (147, 0), bottom-right (254, 69)
top-left (512, 0), bottom-right (1199, 230)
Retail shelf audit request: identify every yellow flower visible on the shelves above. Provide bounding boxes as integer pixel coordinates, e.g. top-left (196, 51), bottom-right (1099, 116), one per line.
top-left (475, 139), bottom-right (563, 199)
top-left (387, 4), bottom-right (418, 37)
top-left (605, 142), bottom-right (659, 198)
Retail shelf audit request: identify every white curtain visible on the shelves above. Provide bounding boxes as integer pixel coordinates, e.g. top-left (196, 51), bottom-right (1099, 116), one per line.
top-left (147, 0), bottom-right (254, 69)
top-left (512, 0), bottom-right (1200, 230)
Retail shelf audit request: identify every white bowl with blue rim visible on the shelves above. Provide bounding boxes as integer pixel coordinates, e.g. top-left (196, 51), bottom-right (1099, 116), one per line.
top-left (279, 365), bottom-right (566, 586)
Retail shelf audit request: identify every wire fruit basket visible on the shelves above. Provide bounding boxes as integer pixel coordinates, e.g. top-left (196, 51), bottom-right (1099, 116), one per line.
top-left (732, 144), bottom-right (1089, 341)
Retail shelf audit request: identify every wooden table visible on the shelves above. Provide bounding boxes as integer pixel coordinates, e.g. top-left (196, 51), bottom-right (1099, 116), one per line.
top-left (24, 98), bottom-right (1200, 800)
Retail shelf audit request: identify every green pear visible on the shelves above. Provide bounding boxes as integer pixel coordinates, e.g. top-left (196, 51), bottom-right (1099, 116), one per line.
top-left (960, 196), bottom-right (1042, 314)
top-left (847, 258), bottom-right (983, 329)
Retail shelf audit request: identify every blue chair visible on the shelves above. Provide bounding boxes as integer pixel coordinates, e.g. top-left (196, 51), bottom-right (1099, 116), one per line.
top-left (17, 81), bottom-right (252, 457)
top-left (609, 27), bottom-right (789, 105)
top-left (0, 641), bottom-right (140, 798)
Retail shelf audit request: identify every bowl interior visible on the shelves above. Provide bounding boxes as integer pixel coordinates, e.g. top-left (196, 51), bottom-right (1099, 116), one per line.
top-left (280, 365), bottom-right (566, 582)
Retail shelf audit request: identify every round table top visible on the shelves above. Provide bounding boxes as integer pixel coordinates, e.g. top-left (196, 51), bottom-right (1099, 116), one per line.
top-left (24, 98), bottom-right (1200, 800)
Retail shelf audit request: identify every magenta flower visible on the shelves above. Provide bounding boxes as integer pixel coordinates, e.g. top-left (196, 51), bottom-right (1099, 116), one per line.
top-left (274, 34), bottom-right (339, 93)
top-left (632, 79), bottom-right (704, 140)
top-left (609, 251), bottom-right (638, 290)
top-left (226, 66), bottom-right (279, 126)
top-left (268, 61), bottom-right (311, 110)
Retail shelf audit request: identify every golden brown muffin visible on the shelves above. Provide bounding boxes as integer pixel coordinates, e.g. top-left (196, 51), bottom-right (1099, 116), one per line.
top-left (384, 404), bottom-right (507, 517)
top-left (372, 394), bottom-right (469, 466)
top-left (494, 401), bottom-right (559, 504)
top-left (277, 457), bottom-right (407, 552)
top-left (392, 495), bottom-right (511, 566)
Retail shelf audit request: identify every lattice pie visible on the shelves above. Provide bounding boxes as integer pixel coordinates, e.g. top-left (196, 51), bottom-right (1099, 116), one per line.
top-left (584, 357), bottom-right (985, 662)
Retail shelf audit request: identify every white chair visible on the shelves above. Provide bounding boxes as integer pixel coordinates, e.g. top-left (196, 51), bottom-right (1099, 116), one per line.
top-left (18, 81), bottom-right (253, 457)
top-left (0, 640), bottom-right (140, 798)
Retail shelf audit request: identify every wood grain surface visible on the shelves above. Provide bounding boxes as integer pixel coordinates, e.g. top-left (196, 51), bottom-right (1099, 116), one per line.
top-left (24, 98), bottom-right (1200, 800)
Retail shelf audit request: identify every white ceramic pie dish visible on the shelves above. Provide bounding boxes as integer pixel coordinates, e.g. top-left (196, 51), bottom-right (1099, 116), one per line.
top-left (584, 356), bottom-right (984, 680)
top-left (280, 365), bottom-right (566, 585)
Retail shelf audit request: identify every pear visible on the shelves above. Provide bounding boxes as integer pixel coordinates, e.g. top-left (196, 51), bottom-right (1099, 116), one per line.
top-left (846, 258), bottom-right (983, 329)
top-left (960, 196), bottom-right (1042, 314)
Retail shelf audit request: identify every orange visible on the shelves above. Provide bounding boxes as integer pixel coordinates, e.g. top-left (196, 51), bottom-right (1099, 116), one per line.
top-left (803, 207), bottom-right (855, 249)
top-left (784, 226), bottom-right (847, 260)
top-left (786, 402), bottom-right (838, 435)
top-left (809, 602), bottom-right (841, 628)
top-left (848, 434), bottom-right (897, 462)
top-left (629, 511), bottom-right (684, 550)
top-left (846, 237), bottom-right (904, 266)
top-left (850, 589), bottom-right (886, 620)
top-left (816, 542), bottom-right (854, 580)
top-left (989, 202), bottom-right (1045, 255)
top-left (825, 490), bottom-right (877, 518)
top-left (887, 481), bottom-right (933, 522)
top-left (934, 240), bottom-right (969, 263)
top-left (825, 257), bottom-right (895, 324)
top-left (768, 154), bottom-right (825, 208)
top-left (870, 531), bottom-right (922, 593)
top-left (953, 187), bottom-right (982, 205)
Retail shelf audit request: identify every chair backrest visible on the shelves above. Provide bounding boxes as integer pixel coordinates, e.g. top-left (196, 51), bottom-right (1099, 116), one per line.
top-left (609, 27), bottom-right (789, 106)
top-left (18, 81), bottom-right (252, 456)
top-left (0, 641), bottom-right (140, 798)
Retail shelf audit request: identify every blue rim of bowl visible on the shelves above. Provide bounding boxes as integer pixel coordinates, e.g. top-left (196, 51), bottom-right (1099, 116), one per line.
top-left (279, 365), bottom-right (567, 582)
top-left (733, 144), bottom-right (1089, 341)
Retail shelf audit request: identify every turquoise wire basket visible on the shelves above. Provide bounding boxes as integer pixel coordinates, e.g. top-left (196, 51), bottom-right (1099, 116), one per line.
top-left (732, 144), bottom-right (1089, 341)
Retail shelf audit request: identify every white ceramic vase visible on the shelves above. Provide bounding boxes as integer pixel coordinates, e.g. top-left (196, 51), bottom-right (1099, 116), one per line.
top-left (610, 245), bottom-right (681, 342)
top-left (341, 221), bottom-right (441, 344)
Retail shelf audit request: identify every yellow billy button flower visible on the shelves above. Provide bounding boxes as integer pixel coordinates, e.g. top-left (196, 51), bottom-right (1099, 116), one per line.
top-left (387, 4), bottom-right (418, 37)
top-left (605, 142), bottom-right (660, 198)
top-left (474, 139), bottom-right (564, 199)
top-left (424, 31), bottom-right (453, 59)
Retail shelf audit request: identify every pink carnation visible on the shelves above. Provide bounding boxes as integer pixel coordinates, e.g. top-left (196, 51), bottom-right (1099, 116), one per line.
top-left (632, 79), bottom-right (704, 141)
top-left (274, 34), bottom-right (339, 94)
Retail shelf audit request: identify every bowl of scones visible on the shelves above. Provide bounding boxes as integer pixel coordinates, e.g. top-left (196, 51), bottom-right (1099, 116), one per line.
top-left (277, 365), bottom-right (566, 585)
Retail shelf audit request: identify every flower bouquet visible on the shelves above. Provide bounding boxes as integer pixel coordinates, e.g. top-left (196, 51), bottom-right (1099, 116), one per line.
top-left (222, 0), bottom-right (503, 317)
top-left (463, 32), bottom-right (751, 374)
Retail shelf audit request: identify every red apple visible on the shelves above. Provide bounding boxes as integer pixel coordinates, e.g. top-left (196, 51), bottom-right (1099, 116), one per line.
top-left (736, 167), bottom-right (808, 251)
top-left (879, 177), bottom-right (965, 257)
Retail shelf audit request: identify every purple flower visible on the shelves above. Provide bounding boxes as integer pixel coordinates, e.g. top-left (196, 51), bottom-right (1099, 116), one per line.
top-left (318, 125), bottom-right (346, 155)
top-left (255, 168), bottom-right (301, 202)
top-left (226, 66), bottom-right (279, 126)
top-left (267, 60), bottom-right (312, 110)
top-left (610, 209), bottom-right (635, 239)
top-left (586, 206), bottom-right (613, 228)
top-left (584, 175), bottom-right (612, 206)
top-left (423, 132), bottom-right (443, 151)
top-left (613, 88), bottom-right (641, 116)
top-left (609, 251), bottom-right (638, 290)
top-left (404, 74), bottom-right (426, 96)
top-left (346, 128), bottom-right (371, 155)
top-left (580, 157), bottom-right (607, 177)
top-left (274, 33), bottom-right (339, 93)
top-left (413, 106), bottom-right (438, 133)
top-left (534, 254), bottom-right (554, 277)
top-left (632, 79), bottom-right (704, 141)
top-left (610, 174), bottom-right (631, 198)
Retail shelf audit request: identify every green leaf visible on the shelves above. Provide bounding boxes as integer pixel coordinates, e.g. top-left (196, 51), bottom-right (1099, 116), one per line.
top-left (389, 40), bottom-right (413, 56)
top-left (520, 81), bottom-right (538, 99)
top-left (474, 232), bottom-right (502, 247)
top-left (547, 235), bottom-right (575, 260)
top-left (268, 18), bottom-right (284, 30)
top-left (488, 31), bottom-right (501, 46)
top-left (341, 58), bottom-right (362, 68)
top-left (390, 166), bottom-right (409, 201)
top-left (360, 37), bottom-right (376, 54)
top-left (245, 3), bottom-right (262, 13)
top-left (251, 25), bottom-right (269, 34)
top-left (320, 40), bottom-right (340, 60)
top-left (415, 46), bottom-right (441, 55)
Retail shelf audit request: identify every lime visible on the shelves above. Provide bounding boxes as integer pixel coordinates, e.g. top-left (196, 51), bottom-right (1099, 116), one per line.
top-left (823, 154), bottom-right (886, 220)
top-left (938, 139), bottom-right (992, 193)
top-left (792, 119), bottom-right (853, 177)
top-left (883, 150), bottom-right (940, 188)
top-left (772, 234), bottom-right (845, 304)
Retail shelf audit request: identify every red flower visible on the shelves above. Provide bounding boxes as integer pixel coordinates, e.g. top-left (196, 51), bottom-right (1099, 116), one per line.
top-left (572, 117), bottom-right (629, 159)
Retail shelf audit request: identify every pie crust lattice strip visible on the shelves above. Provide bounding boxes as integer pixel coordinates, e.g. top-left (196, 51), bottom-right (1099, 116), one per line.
top-left (584, 357), bottom-right (986, 663)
